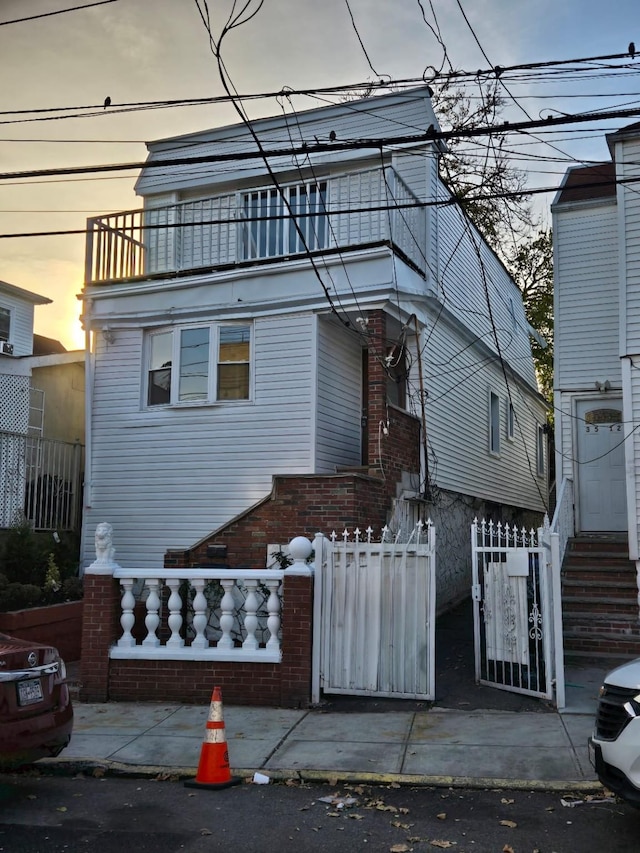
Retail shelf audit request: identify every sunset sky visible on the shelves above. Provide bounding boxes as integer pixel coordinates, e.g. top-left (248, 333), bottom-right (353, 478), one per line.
top-left (1, 0), bottom-right (638, 349)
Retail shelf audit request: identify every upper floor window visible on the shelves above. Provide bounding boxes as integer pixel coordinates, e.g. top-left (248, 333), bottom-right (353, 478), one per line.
top-left (241, 181), bottom-right (328, 260)
top-left (536, 423), bottom-right (546, 477)
top-left (506, 402), bottom-right (515, 441)
top-left (146, 323), bottom-right (251, 407)
top-left (0, 307), bottom-right (10, 342)
top-left (489, 391), bottom-right (500, 455)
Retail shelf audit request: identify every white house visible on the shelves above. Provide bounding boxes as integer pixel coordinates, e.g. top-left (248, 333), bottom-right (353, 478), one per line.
top-left (80, 86), bottom-right (547, 611)
top-left (552, 122), bottom-right (640, 659)
top-left (0, 280), bottom-right (50, 527)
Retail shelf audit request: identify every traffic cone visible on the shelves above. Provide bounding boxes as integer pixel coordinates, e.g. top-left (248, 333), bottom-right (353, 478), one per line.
top-left (184, 686), bottom-right (241, 790)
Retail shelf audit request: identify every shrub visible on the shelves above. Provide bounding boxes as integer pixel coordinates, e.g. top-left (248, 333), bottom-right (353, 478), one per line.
top-left (0, 521), bottom-right (82, 611)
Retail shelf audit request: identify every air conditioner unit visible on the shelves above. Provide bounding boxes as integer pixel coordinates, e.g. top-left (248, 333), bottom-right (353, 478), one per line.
top-left (1, 341), bottom-right (14, 355)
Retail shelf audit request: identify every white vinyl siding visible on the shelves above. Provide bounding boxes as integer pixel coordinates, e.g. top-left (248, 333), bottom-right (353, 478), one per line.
top-left (85, 315), bottom-right (315, 569)
top-left (618, 138), bottom-right (640, 353)
top-left (315, 317), bottom-right (362, 472)
top-left (135, 90), bottom-right (439, 196)
top-left (420, 312), bottom-right (546, 512)
top-left (434, 190), bottom-right (537, 388)
top-left (553, 201), bottom-right (619, 390)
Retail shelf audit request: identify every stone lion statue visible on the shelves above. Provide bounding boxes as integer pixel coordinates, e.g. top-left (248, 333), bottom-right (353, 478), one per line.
top-left (94, 521), bottom-right (115, 563)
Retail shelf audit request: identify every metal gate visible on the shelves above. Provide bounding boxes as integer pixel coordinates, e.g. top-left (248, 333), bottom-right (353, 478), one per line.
top-left (317, 523), bottom-right (436, 700)
top-left (471, 519), bottom-right (554, 700)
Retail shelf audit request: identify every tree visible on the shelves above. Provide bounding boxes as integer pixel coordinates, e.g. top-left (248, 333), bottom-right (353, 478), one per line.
top-left (506, 229), bottom-right (553, 402)
top-left (430, 78), bottom-right (534, 253)
top-left (430, 78), bottom-right (553, 401)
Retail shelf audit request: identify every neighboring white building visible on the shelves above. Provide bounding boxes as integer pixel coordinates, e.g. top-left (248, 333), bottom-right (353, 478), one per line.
top-left (81, 87), bottom-right (547, 608)
top-left (552, 122), bottom-right (640, 659)
top-left (0, 280), bottom-right (50, 527)
top-left (552, 124), bottom-right (640, 541)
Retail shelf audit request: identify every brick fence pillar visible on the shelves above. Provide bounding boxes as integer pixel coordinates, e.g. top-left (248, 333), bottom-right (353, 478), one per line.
top-left (280, 537), bottom-right (315, 708)
top-left (79, 528), bottom-right (122, 702)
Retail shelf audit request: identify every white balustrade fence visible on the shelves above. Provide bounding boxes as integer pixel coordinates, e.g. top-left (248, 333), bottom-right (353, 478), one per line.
top-left (110, 568), bottom-right (284, 663)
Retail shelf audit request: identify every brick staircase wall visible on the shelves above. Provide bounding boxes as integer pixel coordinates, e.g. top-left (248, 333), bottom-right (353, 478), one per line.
top-left (562, 536), bottom-right (640, 663)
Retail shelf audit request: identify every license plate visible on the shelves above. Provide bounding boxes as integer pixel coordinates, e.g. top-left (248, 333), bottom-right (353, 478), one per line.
top-left (17, 678), bottom-right (43, 706)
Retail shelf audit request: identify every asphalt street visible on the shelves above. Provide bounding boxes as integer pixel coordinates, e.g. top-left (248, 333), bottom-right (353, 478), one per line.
top-left (0, 773), bottom-right (639, 853)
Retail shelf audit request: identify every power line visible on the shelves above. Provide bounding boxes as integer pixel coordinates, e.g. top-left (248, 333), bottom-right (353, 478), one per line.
top-left (3, 102), bottom-right (640, 183)
top-left (0, 0), bottom-right (120, 27)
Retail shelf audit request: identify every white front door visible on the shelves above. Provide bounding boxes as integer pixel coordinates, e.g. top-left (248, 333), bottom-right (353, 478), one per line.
top-left (576, 398), bottom-right (627, 532)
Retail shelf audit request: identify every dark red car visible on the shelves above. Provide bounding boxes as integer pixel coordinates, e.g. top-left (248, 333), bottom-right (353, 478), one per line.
top-left (0, 632), bottom-right (73, 769)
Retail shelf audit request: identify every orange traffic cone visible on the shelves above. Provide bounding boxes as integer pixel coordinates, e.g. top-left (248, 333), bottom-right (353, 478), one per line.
top-left (184, 686), bottom-right (241, 790)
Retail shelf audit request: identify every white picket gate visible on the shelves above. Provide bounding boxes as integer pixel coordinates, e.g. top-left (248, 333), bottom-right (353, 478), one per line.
top-left (315, 523), bottom-right (436, 700)
top-left (471, 518), bottom-right (563, 703)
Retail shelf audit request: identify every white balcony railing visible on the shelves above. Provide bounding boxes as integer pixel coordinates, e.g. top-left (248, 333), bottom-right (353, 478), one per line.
top-left (109, 568), bottom-right (285, 663)
top-left (85, 167), bottom-right (426, 284)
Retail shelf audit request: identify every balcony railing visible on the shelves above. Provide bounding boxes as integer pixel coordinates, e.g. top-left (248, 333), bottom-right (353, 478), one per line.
top-left (85, 167), bottom-right (426, 284)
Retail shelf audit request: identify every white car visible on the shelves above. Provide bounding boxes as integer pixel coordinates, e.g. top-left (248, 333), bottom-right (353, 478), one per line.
top-left (589, 659), bottom-right (640, 806)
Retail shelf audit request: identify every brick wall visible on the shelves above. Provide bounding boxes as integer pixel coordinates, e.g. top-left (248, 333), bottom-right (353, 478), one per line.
top-left (80, 570), bottom-right (315, 708)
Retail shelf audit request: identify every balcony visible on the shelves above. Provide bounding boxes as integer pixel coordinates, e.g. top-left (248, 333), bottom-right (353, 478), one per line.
top-left (85, 167), bottom-right (426, 285)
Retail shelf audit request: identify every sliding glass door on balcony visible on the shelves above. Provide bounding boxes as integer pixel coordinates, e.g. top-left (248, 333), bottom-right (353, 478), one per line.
top-left (241, 182), bottom-right (328, 260)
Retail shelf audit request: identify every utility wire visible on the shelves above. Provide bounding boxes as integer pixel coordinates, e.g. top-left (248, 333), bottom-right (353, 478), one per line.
top-left (4, 101), bottom-right (640, 182)
top-left (0, 0), bottom-right (119, 26)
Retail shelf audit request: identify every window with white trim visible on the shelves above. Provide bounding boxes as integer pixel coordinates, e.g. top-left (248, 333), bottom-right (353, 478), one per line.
top-left (241, 181), bottom-right (328, 260)
top-left (146, 323), bottom-right (251, 407)
top-left (536, 423), bottom-right (546, 477)
top-left (0, 306), bottom-right (10, 342)
top-left (506, 401), bottom-right (515, 441)
top-left (489, 391), bottom-right (500, 455)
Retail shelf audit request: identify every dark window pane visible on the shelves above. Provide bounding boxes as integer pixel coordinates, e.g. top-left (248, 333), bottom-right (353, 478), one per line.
top-left (218, 363), bottom-right (249, 400)
top-left (148, 368), bottom-right (172, 405)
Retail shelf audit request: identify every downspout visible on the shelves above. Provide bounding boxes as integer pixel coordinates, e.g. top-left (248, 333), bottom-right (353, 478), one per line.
top-left (80, 305), bottom-right (93, 573)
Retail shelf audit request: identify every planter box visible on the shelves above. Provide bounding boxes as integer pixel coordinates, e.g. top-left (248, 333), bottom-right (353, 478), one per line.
top-left (0, 600), bottom-right (83, 662)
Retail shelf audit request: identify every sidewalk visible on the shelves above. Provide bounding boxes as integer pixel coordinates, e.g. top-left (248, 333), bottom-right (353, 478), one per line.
top-left (40, 664), bottom-right (605, 791)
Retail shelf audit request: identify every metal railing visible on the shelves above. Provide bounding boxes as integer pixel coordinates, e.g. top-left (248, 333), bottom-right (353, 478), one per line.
top-left (85, 167), bottom-right (426, 284)
top-left (0, 431), bottom-right (84, 531)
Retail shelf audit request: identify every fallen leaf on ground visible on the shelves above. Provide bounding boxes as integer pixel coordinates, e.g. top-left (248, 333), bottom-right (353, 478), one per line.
top-left (502, 845), bottom-right (514, 853)
top-left (430, 841), bottom-right (456, 849)
top-left (390, 845), bottom-right (411, 852)
top-left (391, 821), bottom-right (413, 830)
top-left (500, 820), bottom-right (517, 828)
top-left (56, 807), bottom-right (68, 813)
top-left (500, 798), bottom-right (515, 805)
top-left (200, 829), bottom-right (212, 836)
top-left (436, 812), bottom-right (447, 820)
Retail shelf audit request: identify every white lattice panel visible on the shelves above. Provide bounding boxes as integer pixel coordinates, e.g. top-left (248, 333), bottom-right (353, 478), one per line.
top-left (0, 375), bottom-right (29, 433)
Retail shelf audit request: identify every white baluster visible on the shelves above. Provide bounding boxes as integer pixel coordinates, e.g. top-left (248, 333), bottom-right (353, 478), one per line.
top-left (191, 578), bottom-right (209, 649)
top-left (242, 578), bottom-right (259, 650)
top-left (265, 579), bottom-right (281, 651)
top-left (217, 579), bottom-right (236, 649)
top-left (118, 578), bottom-right (136, 647)
top-left (143, 579), bottom-right (161, 647)
top-left (166, 578), bottom-right (184, 648)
